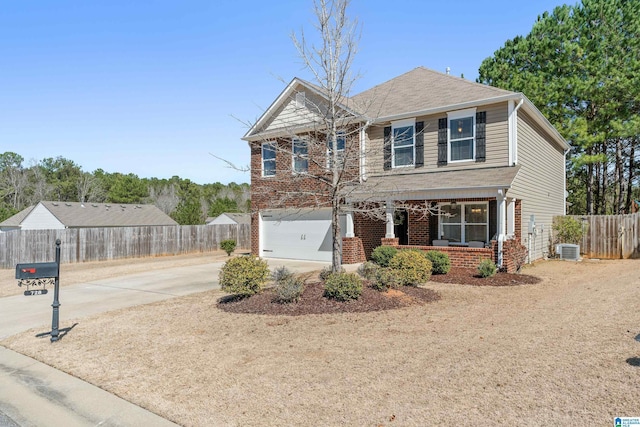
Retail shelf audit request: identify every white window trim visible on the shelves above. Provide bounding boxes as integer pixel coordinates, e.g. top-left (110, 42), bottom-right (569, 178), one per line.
top-left (391, 118), bottom-right (416, 168)
top-left (438, 201), bottom-right (489, 243)
top-left (261, 142), bottom-right (276, 178)
top-left (326, 131), bottom-right (346, 169)
top-left (292, 137), bottom-right (308, 174)
top-left (447, 108), bottom-right (476, 163)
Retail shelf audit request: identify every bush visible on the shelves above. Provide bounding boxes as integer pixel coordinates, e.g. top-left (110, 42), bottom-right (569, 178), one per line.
top-left (425, 250), bottom-right (451, 275)
top-left (219, 256), bottom-right (269, 296)
top-left (371, 268), bottom-right (402, 291)
top-left (220, 239), bottom-right (237, 256)
top-left (319, 266), bottom-right (344, 281)
top-left (388, 250), bottom-right (432, 286)
top-left (371, 245), bottom-right (398, 267)
top-left (357, 261), bottom-right (380, 281)
top-left (553, 216), bottom-right (584, 245)
top-left (274, 275), bottom-right (305, 303)
top-left (477, 258), bottom-right (497, 278)
top-left (271, 265), bottom-right (294, 282)
top-left (323, 272), bottom-right (363, 301)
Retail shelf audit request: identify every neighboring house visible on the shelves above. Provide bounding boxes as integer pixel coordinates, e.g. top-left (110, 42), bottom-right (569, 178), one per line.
top-left (242, 67), bottom-right (569, 270)
top-left (0, 201), bottom-right (178, 231)
top-left (206, 213), bottom-right (251, 226)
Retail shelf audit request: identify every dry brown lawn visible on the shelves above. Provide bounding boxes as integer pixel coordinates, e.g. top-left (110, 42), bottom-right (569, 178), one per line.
top-left (2, 258), bottom-right (640, 426)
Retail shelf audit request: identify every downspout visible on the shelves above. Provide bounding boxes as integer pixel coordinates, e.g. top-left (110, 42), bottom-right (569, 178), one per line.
top-left (510, 97), bottom-right (524, 166)
top-left (360, 120), bottom-right (371, 183)
top-left (497, 189), bottom-right (506, 268)
top-left (563, 147), bottom-right (570, 215)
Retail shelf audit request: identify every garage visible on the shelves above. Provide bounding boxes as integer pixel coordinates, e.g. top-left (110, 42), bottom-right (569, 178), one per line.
top-left (260, 209), bottom-right (345, 262)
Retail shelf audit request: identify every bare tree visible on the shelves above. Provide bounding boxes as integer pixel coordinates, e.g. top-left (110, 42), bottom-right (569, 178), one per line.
top-left (149, 183), bottom-right (179, 215)
top-left (77, 172), bottom-right (105, 202)
top-left (242, 0), bottom-right (438, 271)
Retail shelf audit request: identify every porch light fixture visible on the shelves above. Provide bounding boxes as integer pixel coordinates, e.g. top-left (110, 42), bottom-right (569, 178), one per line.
top-left (450, 201), bottom-right (457, 206)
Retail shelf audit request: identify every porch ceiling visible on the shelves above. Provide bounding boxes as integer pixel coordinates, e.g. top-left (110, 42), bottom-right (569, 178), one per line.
top-left (344, 165), bottom-right (520, 202)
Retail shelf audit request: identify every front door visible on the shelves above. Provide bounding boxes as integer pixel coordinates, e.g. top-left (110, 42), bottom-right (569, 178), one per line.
top-left (394, 210), bottom-right (409, 245)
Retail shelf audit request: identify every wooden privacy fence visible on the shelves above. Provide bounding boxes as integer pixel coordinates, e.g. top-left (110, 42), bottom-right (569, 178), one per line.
top-left (0, 224), bottom-right (251, 268)
top-left (561, 213), bottom-right (640, 259)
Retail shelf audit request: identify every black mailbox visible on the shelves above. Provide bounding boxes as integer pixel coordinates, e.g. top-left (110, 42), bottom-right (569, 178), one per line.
top-left (16, 262), bottom-right (59, 280)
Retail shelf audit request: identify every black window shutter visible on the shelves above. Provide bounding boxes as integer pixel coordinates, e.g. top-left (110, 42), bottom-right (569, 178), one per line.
top-left (476, 111), bottom-right (486, 162)
top-left (383, 126), bottom-right (392, 170)
top-left (415, 121), bottom-right (424, 168)
top-left (437, 118), bottom-right (447, 166)
top-left (489, 199), bottom-right (497, 241)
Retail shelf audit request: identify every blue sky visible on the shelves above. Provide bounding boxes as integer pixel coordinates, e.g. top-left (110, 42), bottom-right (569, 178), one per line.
top-left (1, 0), bottom-right (565, 185)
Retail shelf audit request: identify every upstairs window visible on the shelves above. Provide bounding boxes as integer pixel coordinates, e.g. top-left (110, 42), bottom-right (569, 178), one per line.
top-left (392, 119), bottom-right (415, 167)
top-left (448, 109), bottom-right (476, 162)
top-left (327, 131), bottom-right (346, 168)
top-left (261, 143), bottom-right (276, 177)
top-left (292, 138), bottom-right (308, 173)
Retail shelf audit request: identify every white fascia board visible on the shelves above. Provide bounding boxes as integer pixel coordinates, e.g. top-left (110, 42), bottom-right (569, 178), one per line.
top-left (243, 78), bottom-right (301, 141)
top-left (242, 78), bottom-right (363, 142)
top-left (520, 96), bottom-right (571, 151)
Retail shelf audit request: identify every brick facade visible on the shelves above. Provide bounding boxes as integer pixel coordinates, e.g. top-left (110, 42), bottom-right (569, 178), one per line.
top-left (342, 237), bottom-right (366, 264)
top-left (394, 244), bottom-right (495, 268)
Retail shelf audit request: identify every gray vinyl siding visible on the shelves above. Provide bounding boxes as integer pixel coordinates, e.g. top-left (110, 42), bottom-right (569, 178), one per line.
top-left (20, 204), bottom-right (65, 230)
top-left (509, 110), bottom-right (566, 261)
top-left (366, 102), bottom-right (510, 176)
top-left (261, 87), bottom-right (327, 133)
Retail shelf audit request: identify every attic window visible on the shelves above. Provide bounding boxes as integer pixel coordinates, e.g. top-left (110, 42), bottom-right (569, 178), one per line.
top-left (295, 91), bottom-right (306, 109)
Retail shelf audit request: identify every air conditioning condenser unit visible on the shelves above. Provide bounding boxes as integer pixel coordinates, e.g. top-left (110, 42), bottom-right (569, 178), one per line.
top-left (556, 244), bottom-right (580, 261)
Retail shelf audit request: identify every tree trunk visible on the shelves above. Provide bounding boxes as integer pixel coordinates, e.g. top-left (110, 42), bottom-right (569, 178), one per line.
top-left (616, 138), bottom-right (624, 213)
top-left (625, 141), bottom-right (636, 213)
top-left (586, 147), bottom-right (594, 215)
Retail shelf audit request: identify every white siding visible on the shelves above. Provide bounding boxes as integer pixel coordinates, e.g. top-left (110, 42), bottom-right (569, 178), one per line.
top-left (20, 203), bottom-right (65, 230)
top-left (260, 87), bottom-right (327, 134)
top-left (510, 110), bottom-right (566, 261)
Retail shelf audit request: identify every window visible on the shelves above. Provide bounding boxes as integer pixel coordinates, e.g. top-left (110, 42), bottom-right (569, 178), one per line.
top-left (439, 202), bottom-right (488, 243)
top-left (448, 109), bottom-right (476, 162)
top-left (262, 143), bottom-right (276, 177)
top-left (392, 119), bottom-right (415, 167)
top-left (327, 131), bottom-right (345, 168)
top-left (292, 138), bottom-right (308, 173)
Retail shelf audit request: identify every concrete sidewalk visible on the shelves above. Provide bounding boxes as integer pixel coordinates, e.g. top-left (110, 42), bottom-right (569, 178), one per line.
top-left (0, 256), bottom-right (333, 426)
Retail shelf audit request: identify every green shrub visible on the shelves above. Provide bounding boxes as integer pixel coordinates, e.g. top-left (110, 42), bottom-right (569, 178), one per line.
top-left (274, 275), bottom-right (305, 303)
top-left (319, 266), bottom-right (344, 281)
top-left (371, 268), bottom-right (402, 291)
top-left (388, 250), bottom-right (432, 286)
top-left (323, 272), bottom-right (363, 301)
top-left (219, 256), bottom-right (269, 296)
top-left (271, 265), bottom-right (294, 282)
top-left (220, 239), bottom-right (237, 256)
top-left (371, 245), bottom-right (398, 267)
top-left (553, 216), bottom-right (584, 245)
top-left (425, 250), bottom-right (451, 275)
top-left (357, 261), bottom-right (380, 281)
top-left (477, 258), bottom-right (497, 278)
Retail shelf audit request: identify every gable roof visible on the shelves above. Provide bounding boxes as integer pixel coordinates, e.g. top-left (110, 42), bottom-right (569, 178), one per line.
top-left (351, 67), bottom-right (515, 120)
top-left (0, 205), bottom-right (35, 227)
top-left (207, 213), bottom-right (251, 225)
top-left (1, 202), bottom-right (178, 228)
top-left (243, 66), bottom-right (569, 150)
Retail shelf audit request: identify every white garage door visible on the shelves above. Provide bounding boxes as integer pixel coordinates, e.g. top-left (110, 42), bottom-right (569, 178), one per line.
top-left (261, 209), bottom-right (345, 262)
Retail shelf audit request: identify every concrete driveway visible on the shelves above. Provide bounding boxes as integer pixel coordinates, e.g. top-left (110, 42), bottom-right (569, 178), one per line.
top-left (0, 256), bottom-right (332, 426)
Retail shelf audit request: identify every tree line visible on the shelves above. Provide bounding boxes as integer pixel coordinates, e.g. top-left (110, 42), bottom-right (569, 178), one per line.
top-left (0, 151), bottom-right (250, 224)
top-left (478, 0), bottom-right (640, 215)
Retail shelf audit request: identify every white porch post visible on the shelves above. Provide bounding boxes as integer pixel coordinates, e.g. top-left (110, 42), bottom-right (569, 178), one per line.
top-left (345, 208), bottom-right (355, 238)
top-left (497, 189), bottom-right (506, 267)
top-left (385, 201), bottom-right (395, 239)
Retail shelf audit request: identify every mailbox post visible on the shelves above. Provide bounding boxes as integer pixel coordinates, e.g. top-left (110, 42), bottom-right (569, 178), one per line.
top-left (15, 239), bottom-right (62, 342)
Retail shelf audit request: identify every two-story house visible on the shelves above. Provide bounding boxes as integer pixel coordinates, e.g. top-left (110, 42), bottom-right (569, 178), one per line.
top-left (242, 67), bottom-right (569, 271)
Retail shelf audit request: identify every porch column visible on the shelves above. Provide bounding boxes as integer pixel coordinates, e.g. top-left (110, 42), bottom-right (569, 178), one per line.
top-left (385, 201), bottom-right (395, 238)
top-left (345, 208), bottom-right (355, 238)
top-left (497, 189), bottom-right (507, 267)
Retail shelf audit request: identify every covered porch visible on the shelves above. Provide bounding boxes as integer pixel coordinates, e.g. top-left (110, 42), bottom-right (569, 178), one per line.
top-left (342, 166), bottom-right (522, 271)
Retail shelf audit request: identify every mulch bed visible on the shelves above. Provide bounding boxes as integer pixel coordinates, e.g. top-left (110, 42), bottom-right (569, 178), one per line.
top-left (217, 269), bottom-right (541, 316)
top-left (217, 281), bottom-right (441, 316)
top-left (429, 268), bottom-right (541, 286)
